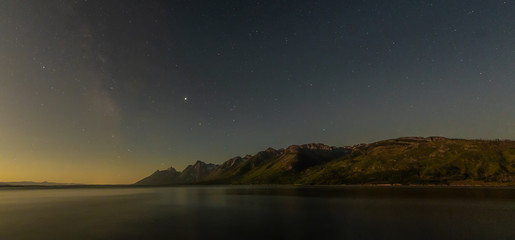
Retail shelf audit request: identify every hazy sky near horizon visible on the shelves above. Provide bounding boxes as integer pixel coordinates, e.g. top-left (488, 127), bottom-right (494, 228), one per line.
top-left (1, 0), bottom-right (514, 184)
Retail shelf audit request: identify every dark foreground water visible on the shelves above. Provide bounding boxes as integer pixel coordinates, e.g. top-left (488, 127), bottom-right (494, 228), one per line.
top-left (0, 186), bottom-right (514, 240)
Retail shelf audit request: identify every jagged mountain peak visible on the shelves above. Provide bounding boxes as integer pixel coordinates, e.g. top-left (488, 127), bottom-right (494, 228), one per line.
top-left (286, 143), bottom-right (338, 153)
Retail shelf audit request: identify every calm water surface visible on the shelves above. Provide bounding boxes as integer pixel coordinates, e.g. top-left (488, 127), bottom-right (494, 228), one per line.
top-left (0, 186), bottom-right (514, 240)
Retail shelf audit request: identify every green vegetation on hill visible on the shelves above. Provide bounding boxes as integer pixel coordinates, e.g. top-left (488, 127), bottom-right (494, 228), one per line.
top-left (299, 138), bottom-right (515, 185)
top-left (135, 137), bottom-right (515, 186)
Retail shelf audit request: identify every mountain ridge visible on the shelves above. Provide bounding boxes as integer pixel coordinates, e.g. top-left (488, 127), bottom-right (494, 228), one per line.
top-left (135, 137), bottom-right (515, 186)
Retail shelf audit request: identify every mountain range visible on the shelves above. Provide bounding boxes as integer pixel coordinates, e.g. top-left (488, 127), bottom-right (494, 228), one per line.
top-left (135, 137), bottom-right (515, 186)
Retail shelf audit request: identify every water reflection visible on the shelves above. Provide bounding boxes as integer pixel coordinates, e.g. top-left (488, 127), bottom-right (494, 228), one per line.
top-left (0, 186), bottom-right (514, 239)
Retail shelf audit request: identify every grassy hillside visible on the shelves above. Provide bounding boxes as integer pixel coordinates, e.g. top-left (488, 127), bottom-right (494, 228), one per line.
top-left (297, 137), bottom-right (515, 185)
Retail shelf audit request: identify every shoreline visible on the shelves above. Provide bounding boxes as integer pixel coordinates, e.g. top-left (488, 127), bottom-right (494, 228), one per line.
top-left (1, 182), bottom-right (514, 190)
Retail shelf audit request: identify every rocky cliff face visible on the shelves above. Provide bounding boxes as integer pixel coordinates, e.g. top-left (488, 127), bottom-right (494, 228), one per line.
top-left (286, 143), bottom-right (339, 153)
top-left (282, 144), bottom-right (351, 172)
top-left (180, 161), bottom-right (218, 182)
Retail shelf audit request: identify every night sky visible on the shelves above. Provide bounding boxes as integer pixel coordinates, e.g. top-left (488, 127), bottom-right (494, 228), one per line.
top-left (1, 0), bottom-right (514, 184)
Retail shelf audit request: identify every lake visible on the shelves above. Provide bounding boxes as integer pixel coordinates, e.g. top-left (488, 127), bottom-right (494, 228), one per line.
top-left (0, 186), bottom-right (514, 240)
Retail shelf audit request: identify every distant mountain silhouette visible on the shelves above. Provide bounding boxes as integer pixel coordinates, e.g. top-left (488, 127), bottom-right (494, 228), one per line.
top-left (136, 161), bottom-right (218, 185)
top-left (0, 181), bottom-right (77, 186)
top-left (135, 137), bottom-right (515, 186)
